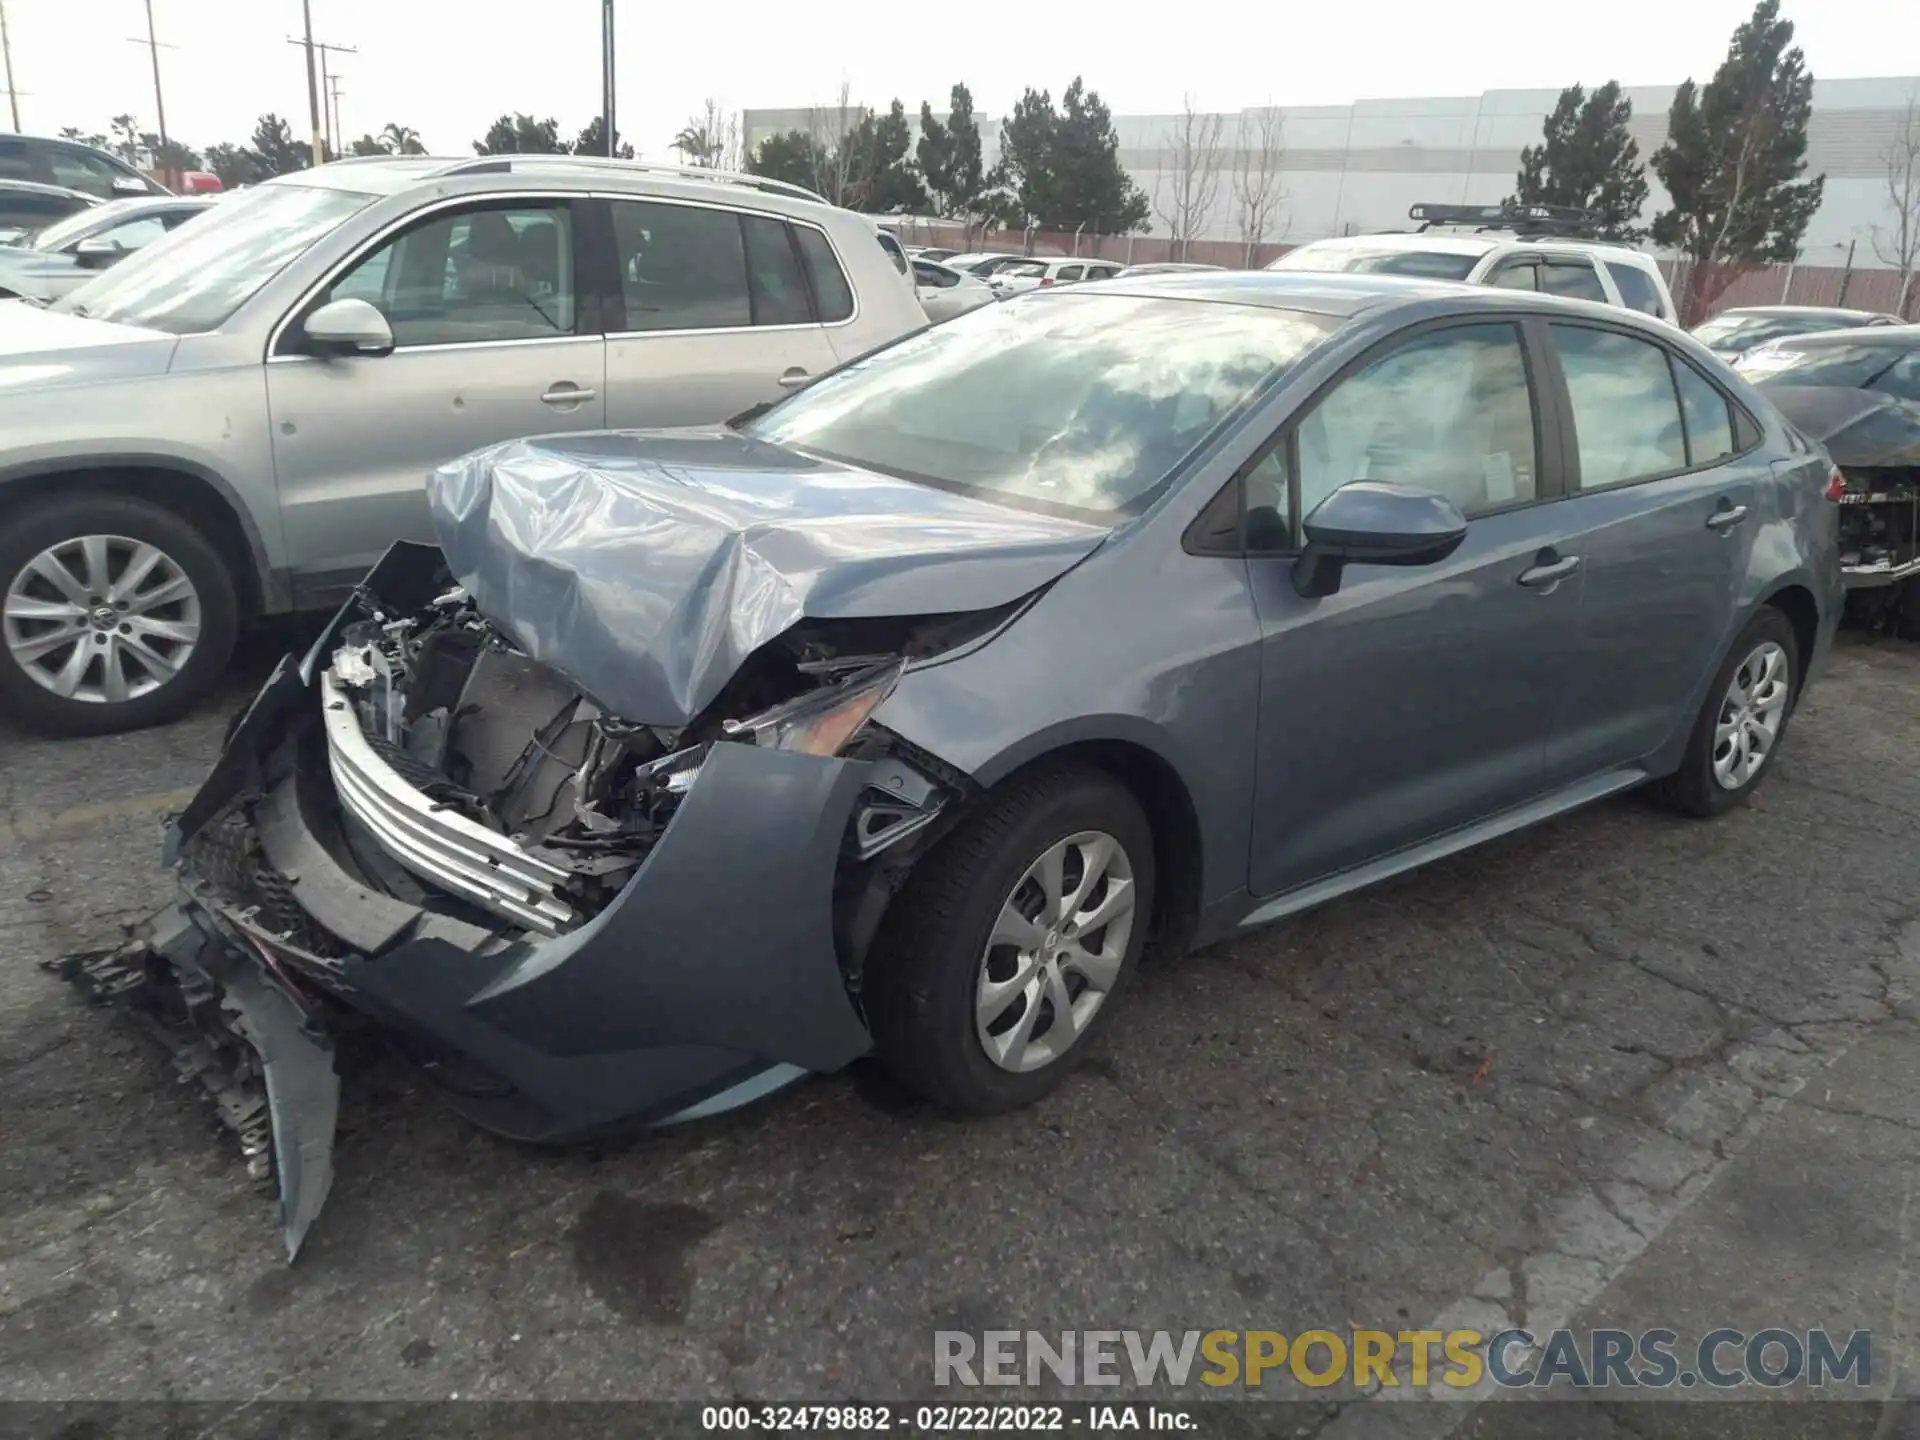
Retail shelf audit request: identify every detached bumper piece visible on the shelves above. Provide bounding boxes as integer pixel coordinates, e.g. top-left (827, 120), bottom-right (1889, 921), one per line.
top-left (43, 905), bottom-right (339, 1260)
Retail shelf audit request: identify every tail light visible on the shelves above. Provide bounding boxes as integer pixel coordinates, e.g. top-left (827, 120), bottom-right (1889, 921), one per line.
top-left (1825, 466), bottom-right (1848, 502)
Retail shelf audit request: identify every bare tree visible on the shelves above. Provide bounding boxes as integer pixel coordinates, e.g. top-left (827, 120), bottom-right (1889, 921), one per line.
top-left (1870, 93), bottom-right (1920, 318)
top-left (806, 82), bottom-right (879, 207)
top-left (672, 98), bottom-right (740, 169)
top-left (1231, 106), bottom-right (1287, 267)
top-left (1152, 96), bottom-right (1225, 262)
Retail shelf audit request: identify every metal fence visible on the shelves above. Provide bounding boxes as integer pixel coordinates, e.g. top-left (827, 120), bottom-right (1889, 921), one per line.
top-left (891, 219), bottom-right (1919, 322)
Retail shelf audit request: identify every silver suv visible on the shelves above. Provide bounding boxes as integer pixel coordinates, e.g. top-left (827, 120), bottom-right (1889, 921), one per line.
top-left (0, 156), bottom-right (925, 734)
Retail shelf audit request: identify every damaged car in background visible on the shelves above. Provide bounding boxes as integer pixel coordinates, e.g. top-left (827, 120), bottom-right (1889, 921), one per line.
top-left (51, 275), bottom-right (1842, 1257)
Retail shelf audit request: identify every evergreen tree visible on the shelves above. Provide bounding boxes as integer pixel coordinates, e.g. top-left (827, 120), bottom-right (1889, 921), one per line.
top-left (1511, 82), bottom-right (1649, 241)
top-left (1652, 0), bottom-right (1825, 321)
top-left (990, 78), bottom-right (1147, 234)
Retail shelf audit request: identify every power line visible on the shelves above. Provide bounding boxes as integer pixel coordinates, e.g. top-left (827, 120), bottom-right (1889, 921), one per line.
top-left (285, 28), bottom-right (355, 160)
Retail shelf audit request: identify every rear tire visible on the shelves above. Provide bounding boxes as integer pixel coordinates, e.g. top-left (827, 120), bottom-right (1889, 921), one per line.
top-left (0, 494), bottom-right (239, 736)
top-left (1654, 606), bottom-right (1799, 817)
top-left (865, 764), bottom-right (1155, 1114)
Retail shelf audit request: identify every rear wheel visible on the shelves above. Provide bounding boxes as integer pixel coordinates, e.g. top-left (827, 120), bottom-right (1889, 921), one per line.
top-left (1655, 607), bottom-right (1799, 817)
top-left (866, 764), bottom-right (1155, 1113)
top-left (0, 494), bottom-right (239, 735)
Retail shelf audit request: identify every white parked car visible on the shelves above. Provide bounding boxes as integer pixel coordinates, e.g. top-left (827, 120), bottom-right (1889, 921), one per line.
top-left (1270, 203), bottom-right (1677, 323)
top-left (911, 257), bottom-right (995, 322)
top-left (989, 257), bottom-right (1125, 296)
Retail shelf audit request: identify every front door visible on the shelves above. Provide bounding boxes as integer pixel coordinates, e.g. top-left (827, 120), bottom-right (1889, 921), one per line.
top-left (266, 197), bottom-right (606, 588)
top-left (600, 198), bottom-right (841, 428)
top-left (1245, 320), bottom-right (1580, 898)
top-left (1539, 321), bottom-right (1759, 780)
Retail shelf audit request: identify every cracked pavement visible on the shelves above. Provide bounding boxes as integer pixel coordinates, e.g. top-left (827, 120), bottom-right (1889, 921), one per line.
top-left (1, 625), bottom-right (1917, 1428)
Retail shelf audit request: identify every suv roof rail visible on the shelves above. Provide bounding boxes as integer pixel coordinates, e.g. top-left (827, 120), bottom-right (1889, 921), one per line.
top-left (1408, 201), bottom-right (1604, 239)
top-left (436, 154), bottom-right (830, 206)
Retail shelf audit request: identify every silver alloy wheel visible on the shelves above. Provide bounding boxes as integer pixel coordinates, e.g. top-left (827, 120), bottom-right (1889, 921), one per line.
top-left (2, 534), bottom-right (202, 704)
top-left (975, 829), bottom-right (1136, 1074)
top-left (1712, 639), bottom-right (1790, 791)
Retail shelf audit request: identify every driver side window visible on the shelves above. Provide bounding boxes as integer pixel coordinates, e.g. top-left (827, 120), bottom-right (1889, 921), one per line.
top-left (1292, 323), bottom-right (1540, 527)
top-left (321, 201), bottom-right (576, 349)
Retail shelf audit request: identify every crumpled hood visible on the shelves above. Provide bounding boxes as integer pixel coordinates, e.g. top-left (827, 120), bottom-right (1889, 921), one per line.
top-left (1764, 385), bottom-right (1920, 468)
top-left (0, 300), bottom-right (177, 386)
top-left (429, 429), bottom-right (1110, 725)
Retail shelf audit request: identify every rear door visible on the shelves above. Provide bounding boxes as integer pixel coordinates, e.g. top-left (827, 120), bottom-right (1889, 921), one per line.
top-left (600, 197), bottom-right (841, 426)
top-left (1537, 320), bottom-right (1762, 781)
top-left (1243, 318), bottom-right (1584, 898)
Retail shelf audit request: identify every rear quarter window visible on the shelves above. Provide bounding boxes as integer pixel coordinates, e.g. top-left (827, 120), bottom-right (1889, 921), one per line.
top-left (1604, 261), bottom-right (1666, 317)
top-left (795, 226), bottom-right (855, 323)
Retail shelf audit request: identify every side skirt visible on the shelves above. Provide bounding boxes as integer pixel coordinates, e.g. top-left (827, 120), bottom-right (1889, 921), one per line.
top-left (1238, 767), bottom-right (1650, 932)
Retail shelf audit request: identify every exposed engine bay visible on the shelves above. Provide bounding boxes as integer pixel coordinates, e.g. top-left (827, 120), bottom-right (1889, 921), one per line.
top-left (308, 578), bottom-right (995, 939)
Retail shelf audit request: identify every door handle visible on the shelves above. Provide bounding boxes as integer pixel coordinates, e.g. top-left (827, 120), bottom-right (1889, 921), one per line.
top-left (540, 384), bottom-right (596, 406)
top-left (777, 368), bottom-right (811, 389)
top-left (1706, 503), bottom-right (1749, 531)
top-left (1517, 554), bottom-right (1581, 589)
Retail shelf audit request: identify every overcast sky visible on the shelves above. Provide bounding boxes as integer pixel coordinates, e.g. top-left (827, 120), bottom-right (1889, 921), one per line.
top-left (1, 0), bottom-right (1903, 161)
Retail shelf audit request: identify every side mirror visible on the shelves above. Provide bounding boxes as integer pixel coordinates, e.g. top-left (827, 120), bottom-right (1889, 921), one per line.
top-left (73, 235), bottom-right (122, 267)
top-left (302, 297), bottom-right (394, 357)
top-left (110, 175), bottom-right (148, 196)
top-left (1292, 482), bottom-right (1468, 598)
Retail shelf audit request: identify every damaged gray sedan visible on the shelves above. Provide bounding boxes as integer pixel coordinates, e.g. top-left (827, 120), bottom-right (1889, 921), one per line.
top-left (53, 273), bottom-right (1842, 1256)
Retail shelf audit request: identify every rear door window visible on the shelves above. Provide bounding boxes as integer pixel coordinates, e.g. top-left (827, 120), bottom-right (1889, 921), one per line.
top-left (1671, 359), bottom-right (1736, 465)
top-left (1540, 259), bottom-right (1607, 303)
top-left (1551, 324), bottom-right (1688, 488)
top-left (1604, 261), bottom-right (1665, 316)
top-left (1489, 260), bottom-right (1537, 290)
top-left (609, 199), bottom-right (751, 332)
top-left (741, 214), bottom-right (813, 326)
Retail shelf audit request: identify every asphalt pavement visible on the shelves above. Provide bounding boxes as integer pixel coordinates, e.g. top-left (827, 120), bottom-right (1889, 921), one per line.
top-left (1, 625), bottom-right (1916, 1436)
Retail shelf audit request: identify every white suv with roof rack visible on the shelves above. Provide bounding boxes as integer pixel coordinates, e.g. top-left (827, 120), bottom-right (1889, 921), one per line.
top-left (1269, 203), bottom-right (1678, 324)
top-left (0, 154), bottom-right (926, 735)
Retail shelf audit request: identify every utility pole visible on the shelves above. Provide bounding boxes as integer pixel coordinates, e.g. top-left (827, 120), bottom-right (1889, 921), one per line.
top-left (299, 0), bottom-right (323, 165)
top-left (128, 0), bottom-right (175, 180)
top-left (286, 25), bottom-right (355, 164)
top-left (600, 0), bottom-right (615, 157)
top-left (0, 0), bottom-right (20, 132)
top-left (327, 73), bottom-right (344, 154)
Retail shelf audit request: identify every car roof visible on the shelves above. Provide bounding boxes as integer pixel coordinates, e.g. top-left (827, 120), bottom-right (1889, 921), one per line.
top-left (1289, 230), bottom-right (1651, 262)
top-left (1087, 268), bottom-right (1692, 335)
top-left (0, 177), bottom-right (95, 201)
top-left (268, 154), bottom-right (848, 217)
top-left (1769, 323), bottom-right (1920, 349)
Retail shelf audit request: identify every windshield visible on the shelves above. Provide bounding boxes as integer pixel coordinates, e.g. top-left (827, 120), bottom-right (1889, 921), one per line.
top-left (51, 183), bottom-right (373, 334)
top-left (1275, 246), bottom-right (1479, 281)
top-left (745, 293), bottom-right (1336, 518)
top-left (1740, 342), bottom-right (1908, 390)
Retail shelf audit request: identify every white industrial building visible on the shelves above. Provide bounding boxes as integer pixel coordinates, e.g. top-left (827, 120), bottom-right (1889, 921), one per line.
top-left (745, 75), bottom-right (1919, 263)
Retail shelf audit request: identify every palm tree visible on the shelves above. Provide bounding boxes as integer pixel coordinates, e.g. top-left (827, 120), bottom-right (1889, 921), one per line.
top-left (671, 122), bottom-right (720, 167)
top-left (380, 123), bottom-right (426, 156)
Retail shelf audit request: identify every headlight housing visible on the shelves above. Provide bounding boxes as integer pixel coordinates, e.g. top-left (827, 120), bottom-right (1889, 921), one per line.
top-left (723, 660), bottom-right (905, 757)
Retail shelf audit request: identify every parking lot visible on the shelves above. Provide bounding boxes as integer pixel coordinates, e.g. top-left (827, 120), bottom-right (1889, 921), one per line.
top-left (2, 625), bottom-right (1916, 1423)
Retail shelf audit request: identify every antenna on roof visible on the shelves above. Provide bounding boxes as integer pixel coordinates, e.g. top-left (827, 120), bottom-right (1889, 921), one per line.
top-left (1408, 202), bottom-right (1604, 239)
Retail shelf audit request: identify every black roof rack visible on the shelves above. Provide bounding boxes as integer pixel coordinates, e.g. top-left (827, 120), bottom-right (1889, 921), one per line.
top-left (1408, 202), bottom-right (1603, 239)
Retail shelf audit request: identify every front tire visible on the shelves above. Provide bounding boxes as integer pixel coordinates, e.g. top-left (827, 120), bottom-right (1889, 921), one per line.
top-left (0, 494), bottom-right (239, 736)
top-left (866, 764), bottom-right (1155, 1114)
top-left (1655, 606), bottom-right (1799, 817)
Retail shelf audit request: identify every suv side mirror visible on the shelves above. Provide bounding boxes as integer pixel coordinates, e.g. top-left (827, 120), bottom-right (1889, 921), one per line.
top-left (72, 235), bottom-right (122, 267)
top-left (303, 297), bottom-right (395, 357)
top-left (110, 175), bottom-right (148, 196)
top-left (1292, 482), bottom-right (1468, 598)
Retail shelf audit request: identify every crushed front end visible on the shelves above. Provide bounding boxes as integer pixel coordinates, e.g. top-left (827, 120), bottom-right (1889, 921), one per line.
top-left (48, 541), bottom-right (975, 1257)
